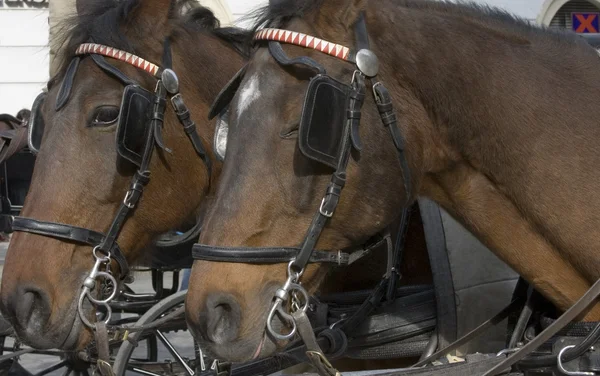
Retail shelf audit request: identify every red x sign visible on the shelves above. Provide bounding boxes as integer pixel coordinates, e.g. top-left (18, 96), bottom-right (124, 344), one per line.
top-left (572, 13), bottom-right (599, 33)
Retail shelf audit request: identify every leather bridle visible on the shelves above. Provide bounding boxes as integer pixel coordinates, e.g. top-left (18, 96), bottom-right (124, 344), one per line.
top-left (193, 15), bottom-right (413, 373)
top-left (12, 39), bottom-right (212, 329)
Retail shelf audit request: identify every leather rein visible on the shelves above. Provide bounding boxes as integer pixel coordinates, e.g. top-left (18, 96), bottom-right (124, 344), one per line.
top-left (11, 40), bottom-right (212, 330)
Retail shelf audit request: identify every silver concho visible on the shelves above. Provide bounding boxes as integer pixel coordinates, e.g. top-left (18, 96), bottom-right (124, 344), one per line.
top-left (214, 109), bottom-right (229, 161)
top-left (161, 69), bottom-right (180, 94)
top-left (355, 49), bottom-right (379, 77)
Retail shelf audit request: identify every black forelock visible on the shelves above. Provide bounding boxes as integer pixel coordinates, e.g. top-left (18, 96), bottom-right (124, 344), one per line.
top-left (49, 0), bottom-right (251, 88)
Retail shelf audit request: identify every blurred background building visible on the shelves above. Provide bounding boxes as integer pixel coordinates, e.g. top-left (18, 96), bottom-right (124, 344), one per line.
top-left (0, 0), bottom-right (598, 115)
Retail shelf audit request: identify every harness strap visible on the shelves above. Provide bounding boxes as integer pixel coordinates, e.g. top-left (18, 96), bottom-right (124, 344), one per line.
top-left (373, 82), bottom-right (411, 201)
top-left (482, 277), bottom-right (600, 376)
top-left (55, 57), bottom-right (81, 111)
top-left (171, 94), bottom-right (212, 179)
top-left (386, 208), bottom-right (411, 301)
top-left (293, 310), bottom-right (341, 376)
top-left (412, 298), bottom-right (524, 368)
top-left (354, 12), bottom-right (370, 52)
top-left (290, 76), bottom-right (365, 273)
top-left (90, 54), bottom-right (137, 86)
top-left (268, 41), bottom-right (326, 74)
top-left (11, 217), bottom-right (129, 278)
top-left (94, 322), bottom-right (115, 376)
top-left (192, 244), bottom-right (365, 265)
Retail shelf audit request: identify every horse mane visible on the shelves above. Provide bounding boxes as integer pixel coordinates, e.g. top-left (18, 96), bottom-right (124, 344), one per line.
top-left (246, 0), bottom-right (588, 46)
top-left (399, 0), bottom-right (585, 44)
top-left (245, 0), bottom-right (324, 31)
top-left (49, 0), bottom-right (251, 88)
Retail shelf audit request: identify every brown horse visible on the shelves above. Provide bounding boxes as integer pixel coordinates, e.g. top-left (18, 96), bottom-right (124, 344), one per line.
top-left (185, 0), bottom-right (600, 362)
top-left (0, 0), bottom-right (247, 350)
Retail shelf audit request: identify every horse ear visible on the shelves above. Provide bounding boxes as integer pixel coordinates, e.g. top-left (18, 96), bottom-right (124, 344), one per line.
top-left (129, 0), bottom-right (175, 33)
top-left (316, 0), bottom-right (367, 29)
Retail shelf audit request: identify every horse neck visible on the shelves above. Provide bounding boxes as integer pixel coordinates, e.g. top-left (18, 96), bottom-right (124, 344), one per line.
top-left (367, 2), bottom-right (600, 319)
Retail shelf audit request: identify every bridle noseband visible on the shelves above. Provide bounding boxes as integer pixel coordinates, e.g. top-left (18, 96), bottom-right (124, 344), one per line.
top-left (13, 41), bottom-right (212, 329)
top-left (193, 15), bottom-right (413, 369)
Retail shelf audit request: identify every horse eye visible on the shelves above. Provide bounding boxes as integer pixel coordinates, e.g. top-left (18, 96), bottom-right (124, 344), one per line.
top-left (280, 121), bottom-right (299, 139)
top-left (90, 106), bottom-right (119, 127)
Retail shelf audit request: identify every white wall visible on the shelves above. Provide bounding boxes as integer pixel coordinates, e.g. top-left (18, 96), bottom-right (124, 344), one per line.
top-left (0, 8), bottom-right (49, 116)
top-left (226, 0), bottom-right (265, 23)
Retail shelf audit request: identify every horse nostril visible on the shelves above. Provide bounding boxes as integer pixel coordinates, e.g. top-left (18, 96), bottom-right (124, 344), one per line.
top-left (204, 293), bottom-right (241, 345)
top-left (4, 286), bottom-right (50, 331)
top-left (20, 292), bottom-right (35, 323)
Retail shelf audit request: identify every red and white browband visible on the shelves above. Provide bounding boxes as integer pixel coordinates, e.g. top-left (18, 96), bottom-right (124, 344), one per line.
top-left (75, 43), bottom-right (160, 77)
top-left (254, 28), bottom-right (351, 61)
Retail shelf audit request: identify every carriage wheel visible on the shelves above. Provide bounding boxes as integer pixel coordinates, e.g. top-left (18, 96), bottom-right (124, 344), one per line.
top-left (0, 337), bottom-right (93, 376)
top-left (0, 311), bottom-right (147, 375)
top-left (112, 290), bottom-right (204, 376)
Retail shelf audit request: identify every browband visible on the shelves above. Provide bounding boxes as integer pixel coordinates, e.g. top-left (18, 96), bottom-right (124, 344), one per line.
top-left (255, 28), bottom-right (352, 62)
top-left (75, 43), bottom-right (161, 77)
top-left (12, 217), bottom-right (129, 277)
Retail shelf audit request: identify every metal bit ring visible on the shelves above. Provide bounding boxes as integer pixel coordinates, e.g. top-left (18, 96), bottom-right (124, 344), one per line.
top-left (78, 292), bottom-right (112, 328)
top-left (85, 271), bottom-right (117, 305)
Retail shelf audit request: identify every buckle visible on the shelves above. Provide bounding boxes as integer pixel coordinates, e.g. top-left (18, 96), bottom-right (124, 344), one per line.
top-left (123, 190), bottom-right (135, 209)
top-left (336, 251), bottom-right (349, 265)
top-left (319, 197), bottom-right (334, 218)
